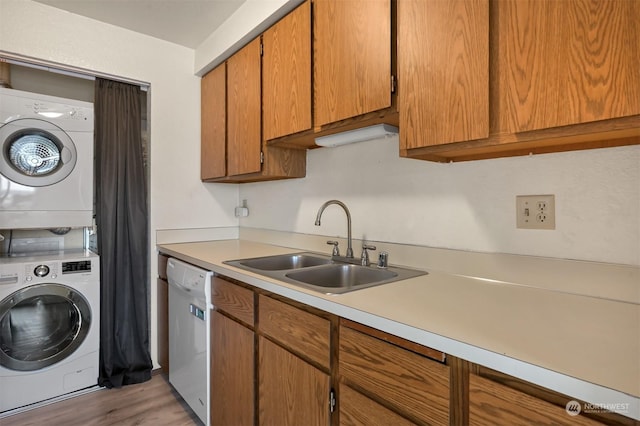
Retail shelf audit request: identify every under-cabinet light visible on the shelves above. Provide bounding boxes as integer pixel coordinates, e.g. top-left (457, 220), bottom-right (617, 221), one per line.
top-left (315, 124), bottom-right (398, 147)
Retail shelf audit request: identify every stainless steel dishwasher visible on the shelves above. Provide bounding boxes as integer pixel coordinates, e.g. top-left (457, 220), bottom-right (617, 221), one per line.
top-left (167, 258), bottom-right (212, 425)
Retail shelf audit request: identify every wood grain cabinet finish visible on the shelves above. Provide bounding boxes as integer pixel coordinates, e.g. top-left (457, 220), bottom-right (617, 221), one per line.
top-left (156, 277), bottom-right (169, 372)
top-left (227, 38), bottom-right (262, 177)
top-left (212, 276), bottom-right (254, 327)
top-left (401, 0), bottom-right (640, 162)
top-left (262, 1), bottom-right (312, 141)
top-left (339, 324), bottom-right (450, 425)
top-left (258, 336), bottom-right (330, 426)
top-left (200, 63), bottom-right (226, 180)
top-left (258, 294), bottom-right (331, 369)
top-left (339, 384), bottom-right (415, 426)
top-left (210, 311), bottom-right (254, 426)
top-left (398, 0), bottom-right (489, 150)
top-left (201, 34), bottom-right (307, 183)
top-left (469, 374), bottom-right (602, 426)
top-left (496, 0), bottom-right (640, 134)
top-left (313, 0), bottom-right (392, 127)
top-left (156, 253), bottom-right (170, 372)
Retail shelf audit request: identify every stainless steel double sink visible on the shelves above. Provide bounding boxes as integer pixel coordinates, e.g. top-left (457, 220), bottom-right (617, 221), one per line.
top-left (224, 252), bottom-right (427, 294)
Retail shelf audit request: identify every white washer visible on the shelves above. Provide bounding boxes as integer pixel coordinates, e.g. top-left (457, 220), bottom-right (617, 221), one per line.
top-left (0, 250), bottom-right (100, 414)
top-left (0, 88), bottom-right (94, 229)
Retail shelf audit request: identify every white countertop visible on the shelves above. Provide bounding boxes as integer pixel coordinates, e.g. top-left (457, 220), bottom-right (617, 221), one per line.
top-left (158, 238), bottom-right (640, 420)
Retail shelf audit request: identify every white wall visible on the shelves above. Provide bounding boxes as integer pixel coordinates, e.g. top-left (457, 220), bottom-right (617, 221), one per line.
top-left (0, 0), bottom-right (239, 366)
top-left (239, 138), bottom-right (640, 266)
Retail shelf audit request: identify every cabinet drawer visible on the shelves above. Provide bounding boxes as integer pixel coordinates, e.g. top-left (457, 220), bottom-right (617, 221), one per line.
top-left (469, 374), bottom-right (602, 426)
top-left (339, 325), bottom-right (450, 425)
top-left (258, 294), bottom-right (331, 369)
top-left (212, 276), bottom-right (254, 327)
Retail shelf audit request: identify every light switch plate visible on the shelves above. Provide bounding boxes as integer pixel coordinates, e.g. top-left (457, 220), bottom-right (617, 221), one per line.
top-left (516, 195), bottom-right (555, 230)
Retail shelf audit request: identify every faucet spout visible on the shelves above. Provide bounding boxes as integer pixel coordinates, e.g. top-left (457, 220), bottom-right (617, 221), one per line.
top-left (314, 200), bottom-right (353, 258)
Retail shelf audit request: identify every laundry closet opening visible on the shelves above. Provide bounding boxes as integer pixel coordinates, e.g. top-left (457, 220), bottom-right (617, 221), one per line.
top-left (0, 60), bottom-right (149, 256)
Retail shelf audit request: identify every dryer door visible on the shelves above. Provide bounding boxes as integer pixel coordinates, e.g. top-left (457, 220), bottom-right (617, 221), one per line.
top-left (0, 118), bottom-right (77, 187)
top-left (0, 283), bottom-right (91, 371)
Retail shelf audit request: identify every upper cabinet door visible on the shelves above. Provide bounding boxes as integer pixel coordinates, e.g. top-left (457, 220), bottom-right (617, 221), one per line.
top-left (263, 1), bottom-right (312, 141)
top-left (227, 38), bottom-right (262, 177)
top-left (201, 64), bottom-right (226, 180)
top-left (498, 0), bottom-right (640, 133)
top-left (398, 0), bottom-right (489, 150)
top-left (313, 0), bottom-right (392, 127)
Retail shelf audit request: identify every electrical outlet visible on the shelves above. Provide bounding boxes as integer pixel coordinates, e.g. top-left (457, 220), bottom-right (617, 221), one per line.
top-left (516, 195), bottom-right (555, 230)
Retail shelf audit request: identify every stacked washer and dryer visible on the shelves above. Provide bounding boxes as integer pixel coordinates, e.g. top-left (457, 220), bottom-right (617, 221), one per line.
top-left (0, 88), bottom-right (100, 415)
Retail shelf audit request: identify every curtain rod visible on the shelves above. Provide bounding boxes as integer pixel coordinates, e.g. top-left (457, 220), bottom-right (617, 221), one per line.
top-left (0, 51), bottom-right (150, 90)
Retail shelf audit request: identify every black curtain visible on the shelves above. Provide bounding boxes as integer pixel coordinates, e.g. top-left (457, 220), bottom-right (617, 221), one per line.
top-left (94, 78), bottom-right (152, 388)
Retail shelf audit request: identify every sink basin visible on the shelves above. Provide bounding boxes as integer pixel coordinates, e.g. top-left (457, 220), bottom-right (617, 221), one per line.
top-left (235, 253), bottom-right (331, 271)
top-left (225, 252), bottom-right (427, 295)
top-left (285, 264), bottom-right (397, 288)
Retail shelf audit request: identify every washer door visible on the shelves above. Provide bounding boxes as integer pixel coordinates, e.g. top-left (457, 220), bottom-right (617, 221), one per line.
top-left (0, 118), bottom-right (78, 187)
top-left (0, 283), bottom-right (91, 371)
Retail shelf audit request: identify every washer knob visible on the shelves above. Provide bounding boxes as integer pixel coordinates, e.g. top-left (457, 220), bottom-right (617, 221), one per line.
top-left (34, 264), bottom-right (50, 277)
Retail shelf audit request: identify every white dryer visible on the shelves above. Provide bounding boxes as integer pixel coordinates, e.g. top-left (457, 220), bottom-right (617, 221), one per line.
top-left (0, 88), bottom-right (94, 229)
top-left (0, 250), bottom-right (100, 415)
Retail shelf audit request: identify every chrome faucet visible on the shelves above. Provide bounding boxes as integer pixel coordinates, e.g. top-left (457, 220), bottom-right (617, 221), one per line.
top-left (314, 200), bottom-right (354, 258)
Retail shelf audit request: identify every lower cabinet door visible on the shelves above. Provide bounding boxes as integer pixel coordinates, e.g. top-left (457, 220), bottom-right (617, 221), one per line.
top-left (339, 384), bottom-right (415, 426)
top-left (469, 374), bottom-right (602, 426)
top-left (258, 336), bottom-right (330, 426)
top-left (210, 311), bottom-right (254, 426)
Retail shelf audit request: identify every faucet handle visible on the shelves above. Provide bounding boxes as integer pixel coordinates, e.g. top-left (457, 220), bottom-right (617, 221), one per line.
top-left (361, 244), bottom-right (376, 266)
top-left (326, 240), bottom-right (340, 256)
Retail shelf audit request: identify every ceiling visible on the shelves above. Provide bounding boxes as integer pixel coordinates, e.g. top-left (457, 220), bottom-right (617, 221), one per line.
top-left (33, 0), bottom-right (247, 49)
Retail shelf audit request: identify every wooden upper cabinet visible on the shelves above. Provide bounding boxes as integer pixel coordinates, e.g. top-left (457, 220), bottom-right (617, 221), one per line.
top-left (313, 0), bottom-right (392, 127)
top-left (497, 0), bottom-right (640, 133)
top-left (201, 64), bottom-right (226, 180)
top-left (398, 0), bottom-right (489, 150)
top-left (227, 38), bottom-right (262, 176)
top-left (262, 1), bottom-right (312, 141)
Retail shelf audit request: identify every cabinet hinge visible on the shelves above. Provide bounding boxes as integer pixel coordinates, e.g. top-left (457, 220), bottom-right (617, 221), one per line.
top-left (329, 388), bottom-right (336, 413)
top-left (260, 151), bottom-right (264, 164)
top-left (391, 75), bottom-right (397, 94)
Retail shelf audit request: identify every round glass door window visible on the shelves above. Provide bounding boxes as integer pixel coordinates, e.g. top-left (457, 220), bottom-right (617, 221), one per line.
top-left (0, 283), bottom-right (91, 371)
top-left (9, 133), bottom-right (62, 176)
top-left (0, 118), bottom-right (77, 187)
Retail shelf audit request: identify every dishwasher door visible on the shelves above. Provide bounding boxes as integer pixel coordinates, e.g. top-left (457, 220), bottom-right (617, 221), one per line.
top-left (167, 259), bottom-right (212, 425)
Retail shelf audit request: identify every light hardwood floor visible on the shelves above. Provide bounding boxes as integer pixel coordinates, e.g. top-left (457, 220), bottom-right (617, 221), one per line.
top-left (1, 373), bottom-right (201, 426)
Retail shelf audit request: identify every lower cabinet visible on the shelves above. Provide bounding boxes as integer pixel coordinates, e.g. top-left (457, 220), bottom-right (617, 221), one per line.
top-left (339, 321), bottom-right (450, 425)
top-left (156, 253), bottom-right (169, 373)
top-left (210, 276), bottom-right (255, 426)
top-left (339, 384), bottom-right (414, 426)
top-left (210, 311), bottom-right (254, 426)
top-left (257, 294), bottom-right (333, 426)
top-left (258, 336), bottom-right (331, 426)
top-left (156, 263), bottom-right (636, 426)
top-left (469, 373), bottom-right (600, 426)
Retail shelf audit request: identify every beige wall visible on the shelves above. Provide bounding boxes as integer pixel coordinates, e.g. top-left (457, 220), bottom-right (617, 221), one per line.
top-left (239, 138), bottom-right (640, 266)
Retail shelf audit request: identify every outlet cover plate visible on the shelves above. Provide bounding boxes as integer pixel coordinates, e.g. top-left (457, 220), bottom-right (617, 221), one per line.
top-left (516, 194), bottom-right (555, 230)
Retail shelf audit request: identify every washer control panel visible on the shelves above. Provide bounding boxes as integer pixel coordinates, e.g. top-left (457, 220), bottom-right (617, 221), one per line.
top-left (24, 262), bottom-right (59, 282)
